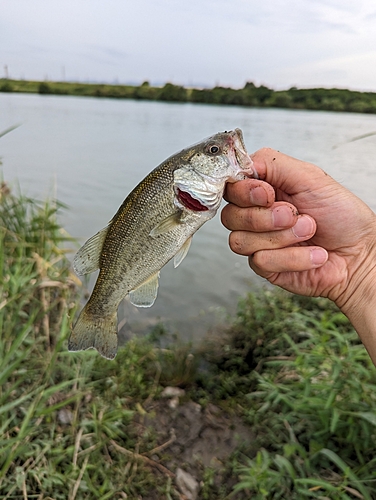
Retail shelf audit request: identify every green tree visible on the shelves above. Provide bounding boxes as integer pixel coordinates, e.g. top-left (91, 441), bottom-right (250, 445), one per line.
top-left (321, 97), bottom-right (345, 112)
top-left (190, 88), bottom-right (215, 103)
top-left (38, 82), bottom-right (51, 94)
top-left (0, 80), bottom-right (13, 92)
top-left (267, 91), bottom-right (293, 108)
top-left (158, 83), bottom-right (187, 102)
top-left (134, 81), bottom-right (158, 100)
top-left (348, 100), bottom-right (369, 113)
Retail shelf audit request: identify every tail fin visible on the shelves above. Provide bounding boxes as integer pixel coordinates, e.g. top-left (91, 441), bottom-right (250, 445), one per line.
top-left (68, 305), bottom-right (118, 360)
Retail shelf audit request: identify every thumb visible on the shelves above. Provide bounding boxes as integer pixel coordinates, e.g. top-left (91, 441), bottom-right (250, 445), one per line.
top-left (251, 148), bottom-right (326, 196)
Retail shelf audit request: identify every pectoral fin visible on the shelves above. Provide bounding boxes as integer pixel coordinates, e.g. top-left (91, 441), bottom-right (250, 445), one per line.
top-left (73, 226), bottom-right (109, 275)
top-left (149, 212), bottom-right (182, 238)
top-left (129, 272), bottom-right (160, 307)
top-left (174, 236), bottom-right (192, 268)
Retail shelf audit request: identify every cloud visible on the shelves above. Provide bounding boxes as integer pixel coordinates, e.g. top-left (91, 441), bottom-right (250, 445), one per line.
top-left (275, 51), bottom-right (376, 91)
top-left (81, 46), bottom-right (129, 67)
top-left (364, 10), bottom-right (376, 20)
top-left (1, 0), bottom-right (376, 90)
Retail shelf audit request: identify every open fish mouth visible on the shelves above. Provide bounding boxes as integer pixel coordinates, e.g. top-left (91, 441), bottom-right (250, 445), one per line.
top-left (174, 128), bottom-right (258, 213)
top-left (234, 148), bottom-right (257, 179)
top-left (229, 129), bottom-right (258, 180)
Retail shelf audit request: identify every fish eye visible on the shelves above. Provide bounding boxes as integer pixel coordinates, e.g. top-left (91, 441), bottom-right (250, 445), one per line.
top-left (207, 143), bottom-right (221, 155)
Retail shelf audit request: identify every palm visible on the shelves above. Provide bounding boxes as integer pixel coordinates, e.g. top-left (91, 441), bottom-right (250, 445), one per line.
top-left (268, 172), bottom-right (375, 300)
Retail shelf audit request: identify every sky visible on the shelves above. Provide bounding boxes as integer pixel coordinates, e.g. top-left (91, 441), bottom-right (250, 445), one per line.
top-left (1, 0), bottom-right (376, 92)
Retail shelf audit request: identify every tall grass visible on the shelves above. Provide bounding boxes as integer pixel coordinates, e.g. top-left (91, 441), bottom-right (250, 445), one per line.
top-left (0, 184), bottom-right (174, 499)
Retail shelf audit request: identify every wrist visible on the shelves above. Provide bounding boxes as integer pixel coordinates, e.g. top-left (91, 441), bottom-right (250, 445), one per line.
top-left (336, 254), bottom-right (376, 365)
top-left (334, 210), bottom-right (376, 314)
top-left (338, 261), bottom-right (376, 315)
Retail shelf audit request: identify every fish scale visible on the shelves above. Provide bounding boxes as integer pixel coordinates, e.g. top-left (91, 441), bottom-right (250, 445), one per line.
top-left (69, 129), bottom-right (257, 359)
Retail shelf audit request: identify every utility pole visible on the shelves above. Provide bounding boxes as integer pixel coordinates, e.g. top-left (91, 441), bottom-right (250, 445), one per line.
top-left (4, 65), bottom-right (9, 79)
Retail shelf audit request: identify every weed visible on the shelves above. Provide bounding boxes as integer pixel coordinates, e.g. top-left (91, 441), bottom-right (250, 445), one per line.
top-left (222, 291), bottom-right (376, 499)
top-left (0, 184), bottom-right (170, 498)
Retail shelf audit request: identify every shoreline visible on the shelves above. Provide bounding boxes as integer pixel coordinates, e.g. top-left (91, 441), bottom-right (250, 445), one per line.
top-left (2, 78), bottom-right (376, 114)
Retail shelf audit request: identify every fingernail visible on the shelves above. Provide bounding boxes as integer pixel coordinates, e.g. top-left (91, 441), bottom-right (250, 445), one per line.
top-left (249, 185), bottom-right (268, 206)
top-left (292, 216), bottom-right (314, 238)
top-left (272, 205), bottom-right (295, 228)
top-left (310, 248), bottom-right (328, 266)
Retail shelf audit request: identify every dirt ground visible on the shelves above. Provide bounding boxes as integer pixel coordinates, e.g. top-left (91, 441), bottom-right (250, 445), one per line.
top-left (133, 392), bottom-right (256, 499)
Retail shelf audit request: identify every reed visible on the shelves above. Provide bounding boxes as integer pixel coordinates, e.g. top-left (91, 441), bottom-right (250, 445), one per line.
top-left (0, 184), bottom-right (168, 499)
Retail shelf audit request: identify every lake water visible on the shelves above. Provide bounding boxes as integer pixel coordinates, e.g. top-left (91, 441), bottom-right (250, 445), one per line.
top-left (1, 93), bottom-right (376, 342)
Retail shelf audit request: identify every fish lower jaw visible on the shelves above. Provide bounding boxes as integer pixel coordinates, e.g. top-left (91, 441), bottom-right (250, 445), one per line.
top-left (229, 148), bottom-right (257, 180)
top-left (229, 171), bottom-right (254, 182)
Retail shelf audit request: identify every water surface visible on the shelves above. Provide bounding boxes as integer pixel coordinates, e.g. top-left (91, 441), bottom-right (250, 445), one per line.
top-left (1, 93), bottom-right (376, 340)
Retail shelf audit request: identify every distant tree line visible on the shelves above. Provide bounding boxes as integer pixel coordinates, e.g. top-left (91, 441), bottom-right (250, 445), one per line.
top-left (1, 78), bottom-right (376, 114)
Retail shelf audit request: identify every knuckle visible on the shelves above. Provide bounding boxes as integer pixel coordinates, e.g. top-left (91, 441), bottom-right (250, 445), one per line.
top-left (247, 207), bottom-right (266, 231)
top-left (252, 249), bottom-right (268, 269)
top-left (220, 207), bottom-right (228, 227)
top-left (255, 146), bottom-right (276, 158)
top-left (229, 231), bottom-right (247, 255)
top-left (259, 147), bottom-right (273, 155)
top-left (249, 251), bottom-right (275, 279)
top-left (221, 204), bottom-right (236, 229)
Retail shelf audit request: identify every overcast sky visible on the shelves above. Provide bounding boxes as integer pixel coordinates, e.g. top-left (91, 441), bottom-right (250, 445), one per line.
top-left (1, 0), bottom-right (376, 91)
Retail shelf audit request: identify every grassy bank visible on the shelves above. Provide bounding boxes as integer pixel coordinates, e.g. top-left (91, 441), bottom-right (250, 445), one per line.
top-left (1, 182), bottom-right (376, 499)
top-left (2, 78), bottom-right (376, 114)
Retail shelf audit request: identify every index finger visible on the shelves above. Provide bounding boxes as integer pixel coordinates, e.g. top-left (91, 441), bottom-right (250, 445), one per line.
top-left (224, 178), bottom-right (275, 208)
top-left (251, 148), bottom-right (326, 195)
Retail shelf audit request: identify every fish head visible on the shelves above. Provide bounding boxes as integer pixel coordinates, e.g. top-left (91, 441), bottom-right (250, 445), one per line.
top-left (188, 128), bottom-right (257, 181)
top-left (174, 128), bottom-right (257, 212)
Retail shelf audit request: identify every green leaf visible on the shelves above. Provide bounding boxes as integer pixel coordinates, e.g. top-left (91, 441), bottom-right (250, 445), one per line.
top-left (319, 449), bottom-right (372, 500)
top-left (356, 412), bottom-right (376, 426)
top-left (274, 454), bottom-right (296, 479)
top-left (295, 478), bottom-right (338, 492)
top-left (330, 408), bottom-right (340, 433)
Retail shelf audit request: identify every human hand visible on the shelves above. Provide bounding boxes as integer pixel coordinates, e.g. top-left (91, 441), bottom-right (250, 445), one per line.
top-left (221, 148), bottom-right (376, 310)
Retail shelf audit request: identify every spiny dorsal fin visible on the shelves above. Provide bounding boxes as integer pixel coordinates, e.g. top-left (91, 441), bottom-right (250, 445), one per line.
top-left (129, 272), bottom-right (160, 307)
top-left (73, 226), bottom-right (109, 275)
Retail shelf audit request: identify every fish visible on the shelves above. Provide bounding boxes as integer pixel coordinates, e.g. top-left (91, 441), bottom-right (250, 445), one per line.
top-left (69, 128), bottom-right (257, 359)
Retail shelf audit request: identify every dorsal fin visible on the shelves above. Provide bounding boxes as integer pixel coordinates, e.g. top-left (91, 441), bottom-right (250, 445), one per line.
top-left (73, 226), bottom-right (109, 275)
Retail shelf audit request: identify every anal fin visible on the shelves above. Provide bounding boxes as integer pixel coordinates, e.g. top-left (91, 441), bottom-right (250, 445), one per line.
top-left (129, 272), bottom-right (160, 307)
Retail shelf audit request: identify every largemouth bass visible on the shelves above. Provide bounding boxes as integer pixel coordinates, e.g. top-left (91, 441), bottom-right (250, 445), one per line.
top-left (69, 128), bottom-right (257, 359)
